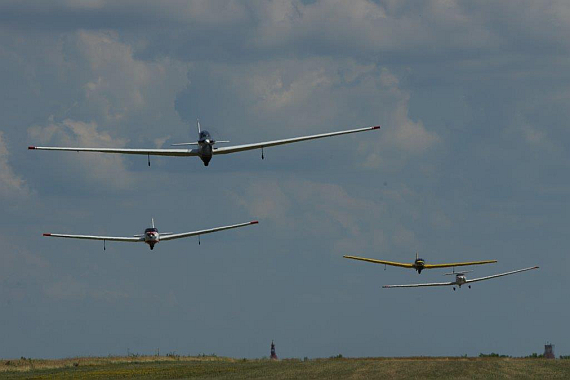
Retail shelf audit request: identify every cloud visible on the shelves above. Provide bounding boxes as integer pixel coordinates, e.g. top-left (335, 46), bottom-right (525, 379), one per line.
top-left (230, 175), bottom-right (446, 257)
top-left (7, 29), bottom-right (191, 190)
top-left (230, 176), bottom-right (387, 255)
top-left (3, 1), bottom-right (570, 64)
top-left (0, 132), bottom-right (30, 198)
top-left (0, 28), bottom-right (189, 144)
top-left (28, 118), bottom-right (135, 189)
top-left (71, 30), bottom-right (190, 140)
top-left (177, 60), bottom-right (438, 170)
top-left (360, 68), bottom-right (440, 169)
top-left (381, 69), bottom-right (440, 152)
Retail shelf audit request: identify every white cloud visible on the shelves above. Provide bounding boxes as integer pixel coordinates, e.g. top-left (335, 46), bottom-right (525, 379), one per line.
top-left (191, 60), bottom-right (438, 169)
top-left (230, 175), bottom-right (443, 256)
top-left (0, 132), bottom-right (30, 198)
top-left (28, 119), bottom-right (135, 189)
top-left (361, 68), bottom-right (440, 169)
top-left (230, 176), bottom-right (387, 255)
top-left (72, 30), bottom-right (189, 138)
top-left (9, 30), bottom-right (192, 189)
top-left (380, 69), bottom-right (440, 153)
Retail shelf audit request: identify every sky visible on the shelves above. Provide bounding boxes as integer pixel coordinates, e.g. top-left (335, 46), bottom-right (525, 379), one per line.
top-left (0, 0), bottom-right (569, 359)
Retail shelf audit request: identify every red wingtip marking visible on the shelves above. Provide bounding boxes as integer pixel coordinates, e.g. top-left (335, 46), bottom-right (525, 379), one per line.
top-left (251, 220), bottom-right (259, 224)
top-left (372, 126), bottom-right (381, 130)
top-left (28, 146), bottom-right (36, 150)
top-left (43, 233), bottom-right (51, 236)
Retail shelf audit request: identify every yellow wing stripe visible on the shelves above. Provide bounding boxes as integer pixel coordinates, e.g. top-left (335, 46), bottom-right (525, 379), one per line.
top-left (423, 260), bottom-right (497, 269)
top-left (343, 255), bottom-right (414, 268)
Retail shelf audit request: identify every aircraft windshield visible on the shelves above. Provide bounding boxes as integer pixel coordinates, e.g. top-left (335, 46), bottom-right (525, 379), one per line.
top-left (145, 228), bottom-right (158, 233)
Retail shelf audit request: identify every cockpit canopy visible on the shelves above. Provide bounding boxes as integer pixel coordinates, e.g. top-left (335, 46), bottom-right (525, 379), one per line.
top-left (145, 228), bottom-right (158, 233)
top-left (416, 258), bottom-right (425, 263)
top-left (199, 131), bottom-right (211, 140)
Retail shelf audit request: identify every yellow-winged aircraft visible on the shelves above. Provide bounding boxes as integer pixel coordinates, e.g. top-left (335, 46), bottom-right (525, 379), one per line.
top-left (343, 253), bottom-right (497, 274)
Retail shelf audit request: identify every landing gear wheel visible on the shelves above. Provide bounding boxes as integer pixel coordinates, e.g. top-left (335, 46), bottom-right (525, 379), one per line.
top-left (453, 287), bottom-right (456, 291)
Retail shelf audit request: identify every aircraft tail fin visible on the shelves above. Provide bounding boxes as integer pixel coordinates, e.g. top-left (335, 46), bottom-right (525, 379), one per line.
top-left (171, 142), bottom-right (199, 146)
top-left (197, 119), bottom-right (201, 135)
top-left (151, 218), bottom-right (155, 228)
top-left (416, 251), bottom-right (418, 260)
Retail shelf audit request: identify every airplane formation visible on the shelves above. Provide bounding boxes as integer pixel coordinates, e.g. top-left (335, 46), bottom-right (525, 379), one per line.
top-left (30, 121), bottom-right (538, 290)
top-left (344, 253), bottom-right (537, 289)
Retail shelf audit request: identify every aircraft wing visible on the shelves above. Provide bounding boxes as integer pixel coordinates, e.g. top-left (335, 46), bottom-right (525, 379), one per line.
top-left (160, 220), bottom-right (258, 241)
top-left (29, 146), bottom-right (199, 156)
top-left (383, 281), bottom-right (454, 288)
top-left (212, 126), bottom-right (380, 155)
top-left (465, 266), bottom-right (539, 284)
top-left (423, 260), bottom-right (497, 269)
top-left (43, 233), bottom-right (142, 242)
top-left (343, 255), bottom-right (414, 268)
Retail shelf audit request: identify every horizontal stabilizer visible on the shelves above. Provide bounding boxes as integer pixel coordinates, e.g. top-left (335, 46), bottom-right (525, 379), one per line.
top-left (444, 270), bottom-right (473, 276)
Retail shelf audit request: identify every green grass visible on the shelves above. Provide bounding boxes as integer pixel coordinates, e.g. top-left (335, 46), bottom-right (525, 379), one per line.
top-left (1, 356), bottom-right (570, 379)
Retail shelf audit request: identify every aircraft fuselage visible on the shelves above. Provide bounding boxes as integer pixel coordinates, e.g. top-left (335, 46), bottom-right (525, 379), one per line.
top-left (198, 130), bottom-right (213, 166)
top-left (452, 274), bottom-right (469, 290)
top-left (454, 274), bottom-right (467, 286)
top-left (144, 227), bottom-right (160, 249)
top-left (413, 258), bottom-right (425, 274)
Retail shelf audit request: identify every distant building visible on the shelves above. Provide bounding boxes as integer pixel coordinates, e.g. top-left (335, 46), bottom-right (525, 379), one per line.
top-left (270, 340), bottom-right (278, 360)
top-left (544, 343), bottom-right (555, 359)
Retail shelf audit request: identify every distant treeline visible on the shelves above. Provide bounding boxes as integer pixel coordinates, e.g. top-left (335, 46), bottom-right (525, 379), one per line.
top-left (479, 352), bottom-right (570, 359)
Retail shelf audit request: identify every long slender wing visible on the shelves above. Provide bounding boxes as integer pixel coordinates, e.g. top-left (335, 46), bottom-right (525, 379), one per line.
top-left (343, 255), bottom-right (414, 268)
top-left (212, 126), bottom-right (380, 155)
top-left (465, 266), bottom-right (539, 284)
top-left (43, 233), bottom-right (142, 242)
top-left (29, 146), bottom-right (199, 156)
top-left (160, 220), bottom-right (258, 241)
top-left (383, 281), bottom-right (454, 288)
top-left (424, 260), bottom-right (497, 269)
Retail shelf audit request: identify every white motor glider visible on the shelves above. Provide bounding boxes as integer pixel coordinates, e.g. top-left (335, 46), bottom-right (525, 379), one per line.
top-left (29, 121), bottom-right (380, 166)
top-left (383, 266), bottom-right (539, 291)
top-left (43, 219), bottom-right (258, 250)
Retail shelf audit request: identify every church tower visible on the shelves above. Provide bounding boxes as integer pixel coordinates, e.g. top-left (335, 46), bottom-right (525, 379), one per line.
top-left (270, 340), bottom-right (278, 360)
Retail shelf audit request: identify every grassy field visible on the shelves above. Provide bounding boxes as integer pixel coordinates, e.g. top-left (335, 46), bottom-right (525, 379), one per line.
top-left (1, 356), bottom-right (569, 379)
